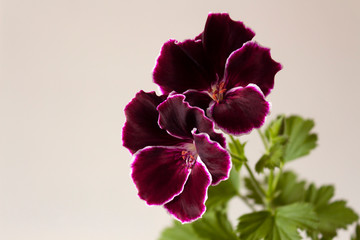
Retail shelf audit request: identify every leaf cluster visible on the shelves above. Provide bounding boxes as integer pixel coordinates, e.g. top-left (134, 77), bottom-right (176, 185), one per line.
top-left (159, 210), bottom-right (238, 240)
top-left (242, 170), bottom-right (359, 240)
top-left (158, 115), bottom-right (359, 240)
top-left (256, 115), bottom-right (318, 173)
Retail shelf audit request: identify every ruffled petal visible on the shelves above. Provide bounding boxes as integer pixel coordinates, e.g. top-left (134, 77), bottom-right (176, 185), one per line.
top-left (153, 39), bottom-right (215, 94)
top-left (131, 146), bottom-right (191, 205)
top-left (200, 13), bottom-right (255, 78)
top-left (208, 85), bottom-right (270, 135)
top-left (224, 42), bottom-right (282, 96)
top-left (193, 132), bottom-right (231, 185)
top-left (122, 91), bottom-right (182, 154)
top-left (164, 160), bottom-right (211, 223)
top-left (183, 89), bottom-right (213, 113)
top-left (157, 94), bottom-right (226, 148)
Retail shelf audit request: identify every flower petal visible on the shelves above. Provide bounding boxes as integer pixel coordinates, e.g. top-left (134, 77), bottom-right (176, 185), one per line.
top-left (157, 94), bottom-right (226, 148)
top-left (200, 13), bottom-right (255, 78)
top-left (224, 42), bottom-right (282, 96)
top-left (131, 146), bottom-right (191, 205)
top-left (193, 132), bottom-right (231, 185)
top-left (153, 39), bottom-right (215, 94)
top-left (164, 160), bottom-right (211, 223)
top-left (183, 89), bottom-right (213, 113)
top-left (122, 91), bottom-right (182, 154)
top-left (208, 85), bottom-right (270, 135)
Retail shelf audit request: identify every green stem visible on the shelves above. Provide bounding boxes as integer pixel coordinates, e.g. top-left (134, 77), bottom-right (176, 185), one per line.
top-left (266, 163), bottom-right (284, 211)
top-left (237, 193), bottom-right (256, 212)
top-left (244, 162), bottom-right (266, 198)
top-left (267, 170), bottom-right (274, 197)
top-left (229, 135), bottom-right (266, 205)
top-left (265, 169), bottom-right (275, 211)
top-left (257, 129), bottom-right (269, 151)
top-left (271, 162), bottom-right (283, 192)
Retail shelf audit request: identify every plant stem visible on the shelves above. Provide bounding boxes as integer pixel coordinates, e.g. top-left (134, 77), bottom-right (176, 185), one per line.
top-left (237, 193), bottom-right (256, 212)
top-left (257, 129), bottom-right (269, 151)
top-left (271, 162), bottom-right (283, 192)
top-left (266, 169), bottom-right (275, 211)
top-left (244, 162), bottom-right (266, 198)
top-left (266, 163), bottom-right (284, 211)
top-left (267, 169), bottom-right (274, 196)
top-left (229, 135), bottom-right (266, 205)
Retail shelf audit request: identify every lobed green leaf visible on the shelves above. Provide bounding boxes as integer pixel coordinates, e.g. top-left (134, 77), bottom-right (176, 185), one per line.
top-left (283, 115), bottom-right (317, 162)
top-left (273, 171), bottom-right (358, 239)
top-left (261, 115), bottom-right (318, 168)
top-left (316, 200), bottom-right (358, 239)
top-left (255, 144), bottom-right (284, 173)
top-left (273, 171), bottom-right (306, 206)
top-left (158, 221), bottom-right (206, 240)
top-left (192, 210), bottom-right (238, 240)
top-left (206, 167), bottom-right (240, 210)
top-left (237, 203), bottom-right (318, 240)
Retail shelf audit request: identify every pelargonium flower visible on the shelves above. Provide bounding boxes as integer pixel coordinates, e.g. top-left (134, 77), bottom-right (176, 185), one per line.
top-left (122, 91), bottom-right (231, 222)
top-left (153, 13), bottom-right (282, 135)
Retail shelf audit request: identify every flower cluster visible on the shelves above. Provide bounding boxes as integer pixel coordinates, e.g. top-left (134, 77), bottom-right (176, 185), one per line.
top-left (122, 13), bottom-right (281, 223)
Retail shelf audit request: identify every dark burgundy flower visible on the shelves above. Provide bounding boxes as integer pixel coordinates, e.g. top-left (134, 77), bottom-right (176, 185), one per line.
top-left (122, 91), bottom-right (231, 222)
top-left (153, 13), bottom-right (282, 135)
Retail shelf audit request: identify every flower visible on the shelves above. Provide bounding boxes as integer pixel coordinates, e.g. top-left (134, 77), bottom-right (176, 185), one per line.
top-left (122, 91), bottom-right (231, 222)
top-left (153, 13), bottom-right (282, 135)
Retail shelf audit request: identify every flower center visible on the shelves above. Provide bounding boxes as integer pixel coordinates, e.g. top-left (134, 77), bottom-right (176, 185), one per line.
top-left (181, 150), bottom-right (197, 169)
top-left (209, 81), bottom-right (226, 103)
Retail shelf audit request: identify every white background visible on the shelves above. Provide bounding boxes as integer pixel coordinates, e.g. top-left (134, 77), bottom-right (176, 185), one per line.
top-left (1, 0), bottom-right (360, 239)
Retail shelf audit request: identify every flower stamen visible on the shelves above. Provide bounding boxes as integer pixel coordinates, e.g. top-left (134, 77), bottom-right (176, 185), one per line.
top-left (209, 81), bottom-right (227, 103)
top-left (181, 150), bottom-right (197, 169)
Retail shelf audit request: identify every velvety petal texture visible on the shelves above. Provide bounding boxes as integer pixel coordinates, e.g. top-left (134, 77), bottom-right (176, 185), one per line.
top-left (164, 161), bottom-right (211, 223)
top-left (183, 90), bottom-right (213, 113)
top-left (123, 90), bottom-right (229, 222)
top-left (131, 146), bottom-right (191, 205)
top-left (124, 12), bottom-right (282, 223)
top-left (193, 132), bottom-right (231, 185)
top-left (152, 13), bottom-right (281, 135)
top-left (158, 94), bottom-right (226, 148)
top-left (208, 85), bottom-right (270, 135)
top-left (224, 42), bottom-right (282, 96)
top-left (200, 13), bottom-right (255, 78)
top-left (153, 39), bottom-right (214, 94)
top-left (122, 91), bottom-right (182, 154)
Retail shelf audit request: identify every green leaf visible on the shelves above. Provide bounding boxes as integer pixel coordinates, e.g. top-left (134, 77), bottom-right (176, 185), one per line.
top-left (304, 184), bottom-right (334, 209)
top-left (255, 144), bottom-right (284, 173)
top-left (237, 211), bottom-right (273, 240)
top-left (316, 201), bottom-right (358, 239)
top-left (237, 203), bottom-right (318, 240)
top-left (276, 203), bottom-right (318, 230)
top-left (255, 116), bottom-right (286, 173)
top-left (273, 171), bottom-right (306, 206)
top-left (244, 177), bottom-right (264, 205)
top-left (273, 172), bottom-right (358, 238)
top-left (228, 136), bottom-right (247, 171)
top-left (158, 221), bottom-right (206, 240)
top-left (263, 115), bottom-right (318, 164)
top-left (206, 167), bottom-right (240, 210)
top-left (283, 115), bottom-right (318, 162)
top-left (264, 115), bottom-right (286, 144)
top-left (192, 210), bottom-right (238, 240)
top-left (304, 184), bottom-right (359, 239)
